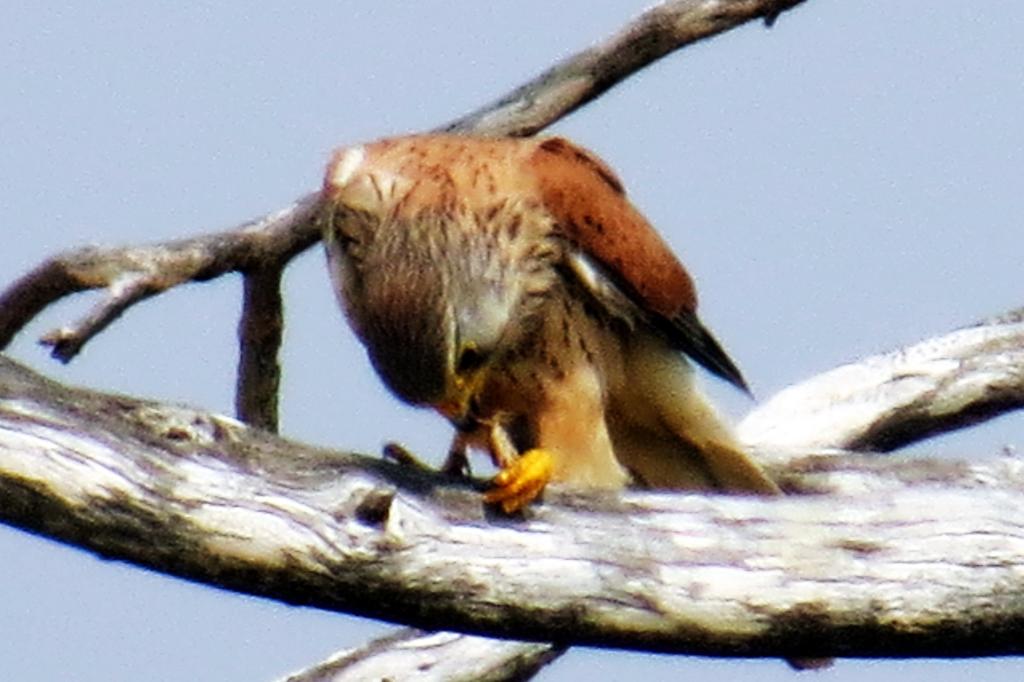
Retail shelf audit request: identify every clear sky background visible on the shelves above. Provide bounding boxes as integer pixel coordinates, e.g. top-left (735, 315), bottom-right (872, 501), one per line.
top-left (1, 2), bottom-right (1021, 680)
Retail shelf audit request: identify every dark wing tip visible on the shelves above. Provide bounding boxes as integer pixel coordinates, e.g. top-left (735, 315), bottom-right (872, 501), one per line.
top-left (668, 310), bottom-right (752, 396)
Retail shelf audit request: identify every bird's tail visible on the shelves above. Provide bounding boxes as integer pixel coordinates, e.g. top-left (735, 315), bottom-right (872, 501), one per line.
top-left (615, 336), bottom-right (779, 495)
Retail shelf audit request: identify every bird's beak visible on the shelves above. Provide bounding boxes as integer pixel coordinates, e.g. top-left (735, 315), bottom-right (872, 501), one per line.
top-left (437, 370), bottom-right (488, 426)
top-left (438, 396), bottom-right (468, 423)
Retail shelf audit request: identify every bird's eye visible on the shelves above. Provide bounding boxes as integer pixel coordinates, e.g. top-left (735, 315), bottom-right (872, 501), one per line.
top-left (456, 345), bottom-right (488, 374)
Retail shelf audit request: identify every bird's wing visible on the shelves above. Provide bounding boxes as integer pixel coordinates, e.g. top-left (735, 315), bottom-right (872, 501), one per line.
top-left (527, 136), bottom-right (749, 392)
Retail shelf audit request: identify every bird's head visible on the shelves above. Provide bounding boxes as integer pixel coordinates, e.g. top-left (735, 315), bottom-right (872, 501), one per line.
top-left (321, 141), bottom-right (540, 424)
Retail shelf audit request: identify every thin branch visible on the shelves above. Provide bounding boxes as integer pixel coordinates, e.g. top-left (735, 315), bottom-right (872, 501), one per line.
top-left (1, 307), bottom-right (1023, 663)
top-left (237, 267), bottom-right (285, 432)
top-left (443, 0), bottom-right (807, 136)
top-left (38, 273), bottom-right (159, 362)
top-left (0, 192), bottom-right (321, 358)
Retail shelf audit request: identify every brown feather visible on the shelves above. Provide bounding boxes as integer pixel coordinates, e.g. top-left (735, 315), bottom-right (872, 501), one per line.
top-left (527, 137), bottom-right (698, 317)
top-left (525, 136), bottom-right (748, 390)
top-left (323, 134), bottom-right (749, 389)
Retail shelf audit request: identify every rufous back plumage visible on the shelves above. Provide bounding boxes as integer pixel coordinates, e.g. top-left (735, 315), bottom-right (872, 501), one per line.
top-left (324, 134), bottom-right (746, 389)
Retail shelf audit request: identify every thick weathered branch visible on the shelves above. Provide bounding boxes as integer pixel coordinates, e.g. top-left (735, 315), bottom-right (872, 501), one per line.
top-left (297, 310), bottom-right (1024, 676)
top-left (2, 302), bottom-right (1022, 663)
top-left (740, 308), bottom-right (1024, 460)
top-left (0, 0), bottom-right (807, 434)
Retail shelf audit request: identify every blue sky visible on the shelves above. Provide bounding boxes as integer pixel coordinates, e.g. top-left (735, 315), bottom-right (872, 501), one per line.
top-left (1, 2), bottom-right (1021, 680)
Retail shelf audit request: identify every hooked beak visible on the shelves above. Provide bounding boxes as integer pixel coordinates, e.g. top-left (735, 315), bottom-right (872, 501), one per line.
top-left (437, 369), bottom-right (488, 428)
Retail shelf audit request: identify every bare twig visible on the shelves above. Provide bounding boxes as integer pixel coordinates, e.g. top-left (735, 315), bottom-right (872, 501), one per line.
top-left (0, 192), bottom-right (321, 358)
top-left (443, 0), bottom-right (807, 136)
top-left (38, 272), bottom-right (157, 362)
top-left (237, 267), bottom-right (285, 432)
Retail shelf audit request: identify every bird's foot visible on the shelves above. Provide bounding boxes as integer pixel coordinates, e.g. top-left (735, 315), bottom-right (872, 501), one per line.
top-left (440, 440), bottom-right (471, 477)
top-left (483, 448), bottom-right (553, 513)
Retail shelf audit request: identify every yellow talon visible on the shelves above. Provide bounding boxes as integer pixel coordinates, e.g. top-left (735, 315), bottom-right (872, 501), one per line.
top-left (483, 448), bottom-right (554, 513)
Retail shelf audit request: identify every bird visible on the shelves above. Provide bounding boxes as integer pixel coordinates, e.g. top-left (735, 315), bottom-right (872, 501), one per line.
top-left (319, 133), bottom-right (780, 513)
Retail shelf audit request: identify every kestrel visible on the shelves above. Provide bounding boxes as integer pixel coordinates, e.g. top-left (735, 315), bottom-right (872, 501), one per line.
top-left (320, 134), bottom-right (779, 511)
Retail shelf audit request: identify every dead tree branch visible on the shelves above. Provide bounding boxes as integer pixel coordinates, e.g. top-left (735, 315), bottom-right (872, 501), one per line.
top-left (282, 310), bottom-right (1024, 678)
top-left (0, 193), bottom-right (321, 433)
top-left (442, 0), bottom-right (807, 136)
top-left (1, 309), bottom-right (1022, 667)
top-left (740, 307), bottom-right (1024, 461)
top-left (278, 629), bottom-right (565, 682)
top-left (0, 0), bottom-right (808, 435)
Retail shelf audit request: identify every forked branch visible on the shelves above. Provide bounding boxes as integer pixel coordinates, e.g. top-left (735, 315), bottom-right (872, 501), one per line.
top-left (0, 192), bottom-right (320, 432)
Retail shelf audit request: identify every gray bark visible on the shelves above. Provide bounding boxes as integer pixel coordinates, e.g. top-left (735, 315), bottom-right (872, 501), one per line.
top-left (2, 309), bottom-right (1022, 673)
